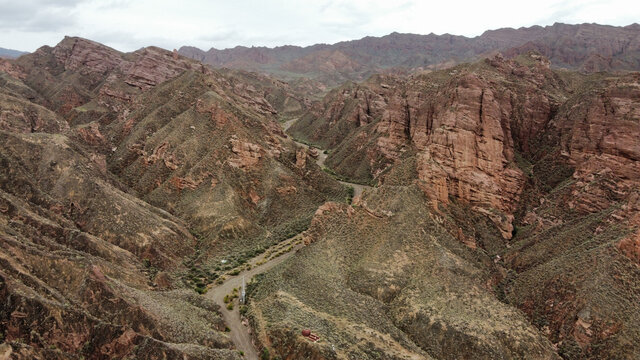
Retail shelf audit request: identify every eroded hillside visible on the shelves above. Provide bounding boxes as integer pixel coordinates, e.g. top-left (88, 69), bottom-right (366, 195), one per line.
top-left (0, 37), bottom-right (347, 359)
top-left (248, 54), bottom-right (640, 359)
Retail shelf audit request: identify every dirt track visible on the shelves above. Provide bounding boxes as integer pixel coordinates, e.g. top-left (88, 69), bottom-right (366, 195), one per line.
top-left (206, 236), bottom-right (304, 359)
top-left (206, 119), bottom-right (370, 359)
top-left (283, 118), bottom-right (371, 198)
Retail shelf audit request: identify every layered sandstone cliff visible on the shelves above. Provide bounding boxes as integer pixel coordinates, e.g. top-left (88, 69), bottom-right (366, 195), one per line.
top-left (291, 54), bottom-right (567, 238)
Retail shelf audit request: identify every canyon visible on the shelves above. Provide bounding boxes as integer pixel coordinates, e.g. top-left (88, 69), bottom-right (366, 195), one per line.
top-left (0, 23), bottom-right (639, 360)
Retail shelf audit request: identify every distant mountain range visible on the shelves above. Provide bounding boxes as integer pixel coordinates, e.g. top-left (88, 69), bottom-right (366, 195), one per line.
top-left (0, 47), bottom-right (28, 59)
top-left (180, 22), bottom-right (640, 86)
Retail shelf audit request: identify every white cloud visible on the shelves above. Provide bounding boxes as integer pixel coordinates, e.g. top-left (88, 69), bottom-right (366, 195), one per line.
top-left (0, 0), bottom-right (638, 52)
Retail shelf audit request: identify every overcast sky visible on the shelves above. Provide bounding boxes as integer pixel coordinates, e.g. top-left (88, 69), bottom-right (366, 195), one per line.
top-left (1, 0), bottom-right (638, 52)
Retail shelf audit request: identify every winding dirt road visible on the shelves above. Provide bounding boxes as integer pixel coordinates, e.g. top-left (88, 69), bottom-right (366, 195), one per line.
top-left (205, 118), bottom-right (371, 359)
top-left (206, 236), bottom-right (304, 359)
top-left (283, 118), bottom-right (371, 198)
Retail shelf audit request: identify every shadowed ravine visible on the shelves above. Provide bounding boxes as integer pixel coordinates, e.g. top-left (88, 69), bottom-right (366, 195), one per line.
top-left (284, 118), bottom-right (371, 197)
top-left (205, 118), bottom-right (371, 359)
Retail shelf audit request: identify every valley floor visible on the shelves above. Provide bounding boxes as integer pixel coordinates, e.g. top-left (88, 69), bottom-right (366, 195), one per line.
top-left (285, 117), bottom-right (371, 197)
top-left (206, 234), bottom-right (305, 359)
top-left (208, 117), bottom-right (372, 358)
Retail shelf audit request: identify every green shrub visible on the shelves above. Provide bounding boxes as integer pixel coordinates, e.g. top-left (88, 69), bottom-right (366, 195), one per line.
top-left (261, 348), bottom-right (270, 360)
top-left (558, 339), bottom-right (582, 360)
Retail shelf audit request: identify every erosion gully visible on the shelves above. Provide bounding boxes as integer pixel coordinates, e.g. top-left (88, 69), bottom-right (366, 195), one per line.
top-left (205, 118), bottom-right (370, 359)
top-left (283, 118), bottom-right (370, 197)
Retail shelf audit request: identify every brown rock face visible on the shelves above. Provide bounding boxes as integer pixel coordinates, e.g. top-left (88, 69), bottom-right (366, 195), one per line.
top-left (557, 74), bottom-right (640, 214)
top-left (48, 37), bottom-right (197, 90)
top-left (618, 233), bottom-right (640, 265)
top-left (410, 74), bottom-right (525, 232)
top-left (51, 37), bottom-right (123, 76)
top-left (123, 46), bottom-right (197, 89)
top-left (10, 36), bottom-right (202, 122)
top-left (293, 55), bottom-right (563, 238)
top-left (228, 137), bottom-right (263, 169)
top-left (0, 59), bottom-right (25, 79)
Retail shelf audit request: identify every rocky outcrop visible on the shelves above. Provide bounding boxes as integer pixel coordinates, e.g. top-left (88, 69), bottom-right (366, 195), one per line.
top-left (9, 36), bottom-right (203, 121)
top-left (409, 73), bottom-right (525, 237)
top-left (228, 137), bottom-right (263, 169)
top-left (124, 46), bottom-right (199, 89)
top-left (0, 59), bottom-right (25, 79)
top-left (47, 37), bottom-right (198, 90)
top-left (488, 73), bottom-right (640, 359)
top-left (557, 73), bottom-right (640, 214)
top-left (293, 55), bottom-right (563, 238)
top-left (51, 37), bottom-right (123, 76)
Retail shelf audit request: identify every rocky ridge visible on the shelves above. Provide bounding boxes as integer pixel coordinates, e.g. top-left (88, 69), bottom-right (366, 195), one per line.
top-left (180, 23), bottom-right (640, 87)
top-left (0, 36), bottom-right (346, 359)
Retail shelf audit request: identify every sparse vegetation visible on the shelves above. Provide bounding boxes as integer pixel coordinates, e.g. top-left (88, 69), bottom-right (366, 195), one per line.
top-left (229, 269), bottom-right (241, 276)
top-left (558, 339), bottom-right (582, 360)
top-left (345, 185), bottom-right (354, 204)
